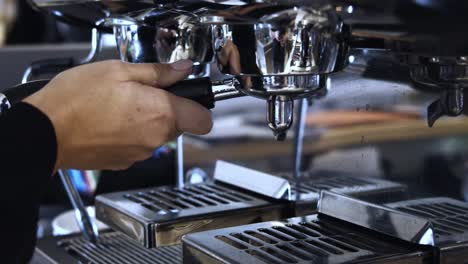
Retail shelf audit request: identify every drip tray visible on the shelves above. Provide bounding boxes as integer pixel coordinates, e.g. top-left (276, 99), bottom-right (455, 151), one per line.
top-left (387, 197), bottom-right (468, 263)
top-left (182, 214), bottom-right (433, 264)
top-left (281, 171), bottom-right (407, 215)
top-left (34, 232), bottom-right (181, 264)
top-left (95, 182), bottom-right (284, 248)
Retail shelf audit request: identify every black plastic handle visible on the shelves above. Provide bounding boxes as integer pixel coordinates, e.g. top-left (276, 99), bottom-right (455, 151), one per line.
top-left (30, 58), bottom-right (76, 76)
top-left (165, 77), bottom-right (215, 109)
top-left (3, 80), bottom-right (50, 104)
top-left (3, 78), bottom-right (215, 109)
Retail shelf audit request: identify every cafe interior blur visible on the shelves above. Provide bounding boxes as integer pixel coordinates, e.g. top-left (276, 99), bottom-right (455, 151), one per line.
top-left (4, 1), bottom-right (468, 263)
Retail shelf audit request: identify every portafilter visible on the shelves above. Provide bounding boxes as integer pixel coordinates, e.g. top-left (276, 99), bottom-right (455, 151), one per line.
top-left (107, 4), bottom-right (350, 140)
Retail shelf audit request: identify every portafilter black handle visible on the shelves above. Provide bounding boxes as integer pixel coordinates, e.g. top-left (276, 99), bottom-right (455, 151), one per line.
top-left (1, 78), bottom-right (216, 111)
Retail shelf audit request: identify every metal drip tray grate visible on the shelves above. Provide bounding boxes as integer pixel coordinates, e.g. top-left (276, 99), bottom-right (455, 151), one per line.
top-left (280, 171), bottom-right (407, 215)
top-left (182, 215), bottom-right (432, 264)
top-left (122, 183), bottom-right (254, 214)
top-left (95, 182), bottom-right (284, 248)
top-left (387, 197), bottom-right (468, 242)
top-left (34, 232), bottom-right (181, 264)
top-left (387, 197), bottom-right (468, 263)
top-left (281, 171), bottom-right (406, 200)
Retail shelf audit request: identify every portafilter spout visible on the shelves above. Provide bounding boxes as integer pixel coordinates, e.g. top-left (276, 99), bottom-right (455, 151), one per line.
top-left (201, 4), bottom-right (350, 139)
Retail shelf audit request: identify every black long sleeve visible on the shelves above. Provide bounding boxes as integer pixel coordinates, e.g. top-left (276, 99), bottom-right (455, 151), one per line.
top-left (0, 102), bottom-right (57, 263)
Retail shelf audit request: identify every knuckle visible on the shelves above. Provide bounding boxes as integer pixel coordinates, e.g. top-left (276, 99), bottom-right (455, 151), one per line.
top-left (108, 60), bottom-right (127, 75)
top-left (158, 121), bottom-right (176, 141)
top-left (157, 93), bottom-right (177, 124)
top-left (149, 64), bottom-right (161, 86)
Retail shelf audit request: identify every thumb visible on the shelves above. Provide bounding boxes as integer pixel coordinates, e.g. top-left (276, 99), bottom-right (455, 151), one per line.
top-left (123, 60), bottom-right (193, 88)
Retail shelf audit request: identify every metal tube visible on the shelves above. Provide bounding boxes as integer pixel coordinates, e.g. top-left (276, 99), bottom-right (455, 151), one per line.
top-left (58, 169), bottom-right (99, 243)
top-left (176, 136), bottom-right (185, 188)
top-left (80, 28), bottom-right (103, 64)
top-left (212, 85), bottom-right (245, 101)
top-left (293, 98), bottom-right (308, 180)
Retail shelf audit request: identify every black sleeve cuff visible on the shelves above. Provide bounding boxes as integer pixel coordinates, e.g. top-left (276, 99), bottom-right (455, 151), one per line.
top-left (1, 102), bottom-right (57, 180)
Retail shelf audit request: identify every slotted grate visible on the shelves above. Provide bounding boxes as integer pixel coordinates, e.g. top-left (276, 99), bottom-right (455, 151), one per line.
top-left (35, 232), bottom-right (181, 264)
top-left (95, 182), bottom-right (284, 248)
top-left (280, 171), bottom-right (406, 201)
top-left (122, 183), bottom-right (253, 215)
top-left (387, 197), bottom-right (468, 241)
top-left (182, 214), bottom-right (431, 264)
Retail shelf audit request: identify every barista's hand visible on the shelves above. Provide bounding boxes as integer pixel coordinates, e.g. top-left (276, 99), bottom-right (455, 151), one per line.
top-left (24, 60), bottom-right (213, 171)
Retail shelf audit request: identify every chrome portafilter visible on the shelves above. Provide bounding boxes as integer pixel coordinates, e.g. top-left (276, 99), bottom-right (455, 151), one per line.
top-left (103, 8), bottom-right (215, 77)
top-left (203, 4), bottom-right (350, 139)
top-left (105, 4), bottom-right (349, 140)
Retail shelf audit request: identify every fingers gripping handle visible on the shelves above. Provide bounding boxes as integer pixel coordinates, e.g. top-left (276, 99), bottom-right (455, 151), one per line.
top-left (2, 78), bottom-right (215, 111)
top-left (165, 77), bottom-right (215, 109)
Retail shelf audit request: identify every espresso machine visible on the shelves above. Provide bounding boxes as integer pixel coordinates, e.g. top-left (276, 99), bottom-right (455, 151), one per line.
top-left (5, 0), bottom-right (468, 263)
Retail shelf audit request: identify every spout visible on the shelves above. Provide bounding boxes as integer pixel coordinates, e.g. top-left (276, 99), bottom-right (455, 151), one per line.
top-left (267, 96), bottom-right (294, 141)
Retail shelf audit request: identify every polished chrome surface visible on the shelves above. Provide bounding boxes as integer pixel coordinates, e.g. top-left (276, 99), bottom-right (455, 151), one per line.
top-left (176, 136), bottom-right (184, 188)
top-left (0, 93), bottom-right (11, 114)
top-left (30, 0), bottom-right (161, 28)
top-left (212, 83), bottom-right (244, 101)
top-left (292, 98), bottom-right (308, 180)
top-left (105, 3), bottom-right (349, 139)
top-left (108, 11), bottom-right (214, 65)
top-left (95, 182), bottom-right (283, 248)
top-left (405, 56), bottom-right (468, 127)
top-left (387, 197), bottom-right (468, 262)
top-left (267, 95), bottom-right (293, 140)
top-left (182, 214), bottom-right (432, 264)
top-left (204, 4), bottom-right (350, 135)
top-left (206, 5), bottom-right (349, 76)
top-left (214, 160), bottom-right (291, 200)
top-left (58, 169), bottom-right (99, 244)
top-left (35, 231), bottom-right (182, 264)
top-left (387, 197), bottom-right (468, 245)
top-left (318, 191), bottom-right (434, 246)
top-left (280, 171), bottom-right (407, 216)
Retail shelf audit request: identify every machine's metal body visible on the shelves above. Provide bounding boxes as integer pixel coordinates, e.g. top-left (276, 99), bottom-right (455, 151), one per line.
top-left (182, 214), bottom-right (433, 264)
top-left (34, 232), bottom-right (182, 264)
top-left (95, 182), bottom-right (284, 248)
top-left (94, 171), bottom-right (406, 248)
top-left (387, 197), bottom-right (468, 263)
top-left (181, 194), bottom-right (468, 264)
top-left (36, 196), bottom-right (468, 264)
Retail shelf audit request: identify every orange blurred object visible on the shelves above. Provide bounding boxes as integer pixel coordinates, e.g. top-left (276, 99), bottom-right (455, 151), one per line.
top-left (306, 110), bottom-right (421, 128)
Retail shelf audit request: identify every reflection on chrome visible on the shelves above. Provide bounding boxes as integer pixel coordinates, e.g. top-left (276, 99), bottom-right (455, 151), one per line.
top-left (105, 4), bottom-right (349, 139)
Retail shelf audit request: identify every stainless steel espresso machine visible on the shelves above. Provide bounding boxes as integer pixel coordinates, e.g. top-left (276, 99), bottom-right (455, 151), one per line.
top-left (10, 0), bottom-right (468, 263)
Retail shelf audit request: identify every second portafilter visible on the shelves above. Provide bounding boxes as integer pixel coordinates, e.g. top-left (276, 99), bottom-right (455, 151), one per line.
top-left (108, 4), bottom-right (350, 140)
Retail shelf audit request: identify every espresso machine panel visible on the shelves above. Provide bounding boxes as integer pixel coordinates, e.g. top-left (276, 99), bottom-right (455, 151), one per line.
top-left (387, 197), bottom-right (468, 263)
top-left (281, 171), bottom-right (407, 215)
top-left (34, 232), bottom-right (182, 264)
top-left (181, 214), bottom-right (433, 264)
top-left (95, 182), bottom-right (284, 248)
top-left (94, 171), bottom-right (406, 248)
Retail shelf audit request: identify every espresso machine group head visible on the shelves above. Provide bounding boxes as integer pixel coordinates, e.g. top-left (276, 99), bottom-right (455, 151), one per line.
top-left (101, 3), bottom-right (350, 140)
